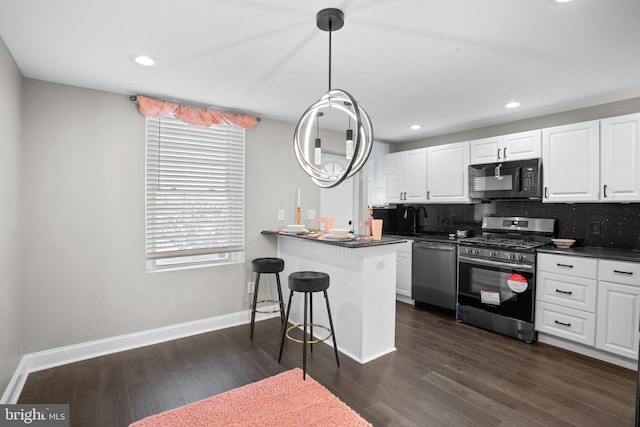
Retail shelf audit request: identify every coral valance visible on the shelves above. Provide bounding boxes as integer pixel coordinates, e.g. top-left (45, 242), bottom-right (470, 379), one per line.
top-left (135, 95), bottom-right (259, 129)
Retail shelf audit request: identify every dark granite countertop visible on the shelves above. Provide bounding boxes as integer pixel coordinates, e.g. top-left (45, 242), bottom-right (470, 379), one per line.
top-left (537, 246), bottom-right (640, 263)
top-left (385, 233), bottom-right (460, 244)
top-left (261, 230), bottom-right (407, 248)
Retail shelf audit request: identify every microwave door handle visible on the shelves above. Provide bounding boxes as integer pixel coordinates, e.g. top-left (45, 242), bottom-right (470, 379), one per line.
top-left (515, 167), bottom-right (522, 192)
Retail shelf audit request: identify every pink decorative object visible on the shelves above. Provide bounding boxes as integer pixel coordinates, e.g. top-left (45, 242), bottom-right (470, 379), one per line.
top-left (136, 95), bottom-right (259, 129)
top-left (371, 219), bottom-right (383, 241)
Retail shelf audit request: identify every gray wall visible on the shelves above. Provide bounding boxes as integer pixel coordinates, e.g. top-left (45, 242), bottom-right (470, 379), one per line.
top-left (0, 37), bottom-right (23, 394)
top-left (398, 97), bottom-right (640, 151)
top-left (19, 79), bottom-right (320, 353)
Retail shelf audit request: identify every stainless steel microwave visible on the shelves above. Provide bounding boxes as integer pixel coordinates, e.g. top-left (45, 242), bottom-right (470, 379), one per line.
top-left (468, 158), bottom-right (542, 200)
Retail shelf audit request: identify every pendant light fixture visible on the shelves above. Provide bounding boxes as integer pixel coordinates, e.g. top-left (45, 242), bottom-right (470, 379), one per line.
top-left (293, 8), bottom-right (373, 188)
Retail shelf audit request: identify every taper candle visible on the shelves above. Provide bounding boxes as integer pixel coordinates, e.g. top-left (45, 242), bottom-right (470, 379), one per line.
top-left (297, 187), bottom-right (301, 207)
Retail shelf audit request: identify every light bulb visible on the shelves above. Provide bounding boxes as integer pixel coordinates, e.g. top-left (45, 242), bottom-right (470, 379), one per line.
top-left (314, 138), bottom-right (322, 165)
top-left (345, 129), bottom-right (354, 160)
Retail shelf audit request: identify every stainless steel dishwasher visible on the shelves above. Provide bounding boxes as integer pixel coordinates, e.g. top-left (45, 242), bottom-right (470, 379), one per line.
top-left (411, 239), bottom-right (457, 315)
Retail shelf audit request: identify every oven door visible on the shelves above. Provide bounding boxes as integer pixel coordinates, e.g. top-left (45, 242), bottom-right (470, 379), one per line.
top-left (458, 255), bottom-right (535, 322)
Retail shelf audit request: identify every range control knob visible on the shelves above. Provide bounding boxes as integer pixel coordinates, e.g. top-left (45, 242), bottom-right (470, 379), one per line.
top-left (509, 253), bottom-right (515, 260)
top-left (517, 254), bottom-right (524, 261)
top-left (474, 249), bottom-right (480, 255)
top-left (490, 251), bottom-right (497, 257)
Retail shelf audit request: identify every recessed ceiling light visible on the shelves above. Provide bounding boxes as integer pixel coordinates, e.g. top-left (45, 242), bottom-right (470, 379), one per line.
top-left (409, 124), bottom-right (421, 130)
top-left (131, 54), bottom-right (157, 67)
top-left (555, 0), bottom-right (573, 3)
top-left (505, 101), bottom-right (521, 109)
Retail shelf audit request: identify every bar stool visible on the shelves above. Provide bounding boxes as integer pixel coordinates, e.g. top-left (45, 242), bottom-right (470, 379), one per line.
top-left (278, 271), bottom-right (340, 379)
top-left (250, 257), bottom-right (286, 340)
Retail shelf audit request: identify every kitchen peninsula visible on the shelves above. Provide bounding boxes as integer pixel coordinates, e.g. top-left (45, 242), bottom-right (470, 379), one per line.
top-left (262, 231), bottom-right (406, 363)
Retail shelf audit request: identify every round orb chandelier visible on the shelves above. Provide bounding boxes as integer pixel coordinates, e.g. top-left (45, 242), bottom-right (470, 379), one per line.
top-left (293, 8), bottom-right (373, 188)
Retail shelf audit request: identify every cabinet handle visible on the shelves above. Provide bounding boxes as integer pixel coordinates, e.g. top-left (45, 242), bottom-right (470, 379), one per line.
top-left (557, 263), bottom-right (574, 268)
top-left (427, 191), bottom-right (430, 200)
top-left (555, 289), bottom-right (573, 295)
top-left (503, 147), bottom-right (507, 159)
top-left (497, 148), bottom-right (501, 160)
top-left (554, 320), bottom-right (571, 327)
top-left (613, 270), bottom-right (634, 275)
top-left (544, 187), bottom-right (549, 198)
top-left (603, 185), bottom-right (608, 198)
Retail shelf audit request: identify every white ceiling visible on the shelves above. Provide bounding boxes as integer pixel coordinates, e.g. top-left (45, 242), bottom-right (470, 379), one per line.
top-left (1, 0), bottom-right (639, 143)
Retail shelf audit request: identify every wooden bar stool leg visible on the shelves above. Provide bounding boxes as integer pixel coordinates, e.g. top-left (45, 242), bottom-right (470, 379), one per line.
top-left (250, 273), bottom-right (261, 340)
top-left (278, 290), bottom-right (294, 363)
top-left (324, 290), bottom-right (340, 367)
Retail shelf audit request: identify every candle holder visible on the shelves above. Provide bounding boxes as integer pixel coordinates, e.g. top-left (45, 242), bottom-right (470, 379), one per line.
top-left (296, 207), bottom-right (301, 225)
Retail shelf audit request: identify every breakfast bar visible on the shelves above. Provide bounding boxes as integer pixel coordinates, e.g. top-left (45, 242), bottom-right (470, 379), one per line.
top-left (262, 231), bottom-right (406, 363)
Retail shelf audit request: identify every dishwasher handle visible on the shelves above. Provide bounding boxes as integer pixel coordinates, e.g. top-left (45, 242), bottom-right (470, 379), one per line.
top-left (414, 242), bottom-right (456, 251)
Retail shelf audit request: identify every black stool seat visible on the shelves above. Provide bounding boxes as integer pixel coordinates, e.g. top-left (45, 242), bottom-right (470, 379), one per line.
top-left (249, 257), bottom-right (286, 340)
top-left (288, 271), bottom-right (329, 292)
top-left (252, 257), bottom-right (284, 274)
top-left (279, 270), bottom-right (339, 379)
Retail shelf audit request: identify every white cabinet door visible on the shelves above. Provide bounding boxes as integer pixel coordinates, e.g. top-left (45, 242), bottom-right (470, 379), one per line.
top-left (600, 113), bottom-right (640, 202)
top-left (396, 241), bottom-right (412, 297)
top-left (426, 141), bottom-right (470, 203)
top-left (385, 152), bottom-right (403, 204)
top-left (542, 120), bottom-right (600, 203)
top-left (469, 131), bottom-right (541, 165)
top-left (596, 281), bottom-right (640, 359)
top-left (404, 149), bottom-right (427, 203)
top-left (385, 149), bottom-right (427, 204)
top-left (503, 130), bottom-right (542, 161)
top-left (469, 136), bottom-right (501, 165)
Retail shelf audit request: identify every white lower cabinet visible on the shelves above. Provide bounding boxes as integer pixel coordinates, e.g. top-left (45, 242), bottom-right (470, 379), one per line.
top-left (536, 301), bottom-right (596, 346)
top-left (536, 254), bottom-right (597, 346)
top-left (595, 260), bottom-right (640, 359)
top-left (396, 241), bottom-right (412, 298)
top-left (536, 253), bottom-right (640, 362)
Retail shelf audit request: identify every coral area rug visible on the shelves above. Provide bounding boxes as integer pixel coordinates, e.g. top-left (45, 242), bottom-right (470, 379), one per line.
top-left (129, 368), bottom-right (372, 426)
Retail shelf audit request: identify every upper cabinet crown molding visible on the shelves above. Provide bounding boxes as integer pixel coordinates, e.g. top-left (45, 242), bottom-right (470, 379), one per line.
top-left (469, 130), bottom-right (541, 165)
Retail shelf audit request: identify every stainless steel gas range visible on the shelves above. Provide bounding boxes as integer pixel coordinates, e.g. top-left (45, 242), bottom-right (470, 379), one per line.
top-left (457, 216), bottom-right (557, 343)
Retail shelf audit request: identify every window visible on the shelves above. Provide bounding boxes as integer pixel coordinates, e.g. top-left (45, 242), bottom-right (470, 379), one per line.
top-left (145, 116), bottom-right (245, 271)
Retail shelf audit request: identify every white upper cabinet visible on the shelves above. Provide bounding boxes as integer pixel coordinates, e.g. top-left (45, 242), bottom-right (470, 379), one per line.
top-left (469, 130), bottom-right (541, 165)
top-left (542, 120), bottom-right (600, 203)
top-left (426, 141), bottom-right (470, 203)
top-left (385, 148), bottom-right (427, 204)
top-left (469, 136), bottom-right (502, 165)
top-left (600, 113), bottom-right (640, 202)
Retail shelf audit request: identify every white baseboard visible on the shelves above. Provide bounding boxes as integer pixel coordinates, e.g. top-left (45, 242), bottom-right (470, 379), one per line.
top-left (396, 294), bottom-right (414, 306)
top-left (1, 306), bottom-right (280, 404)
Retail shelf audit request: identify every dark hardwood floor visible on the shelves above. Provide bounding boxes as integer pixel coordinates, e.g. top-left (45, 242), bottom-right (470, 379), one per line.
top-left (19, 302), bottom-right (636, 426)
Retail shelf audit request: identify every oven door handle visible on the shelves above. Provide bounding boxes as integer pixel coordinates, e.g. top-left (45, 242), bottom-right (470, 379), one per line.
top-left (458, 255), bottom-right (534, 272)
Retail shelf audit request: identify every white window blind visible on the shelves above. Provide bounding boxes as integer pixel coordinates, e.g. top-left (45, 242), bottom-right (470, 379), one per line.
top-left (145, 116), bottom-right (245, 266)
